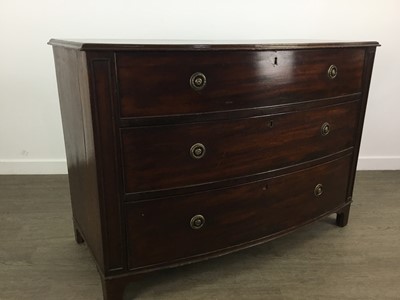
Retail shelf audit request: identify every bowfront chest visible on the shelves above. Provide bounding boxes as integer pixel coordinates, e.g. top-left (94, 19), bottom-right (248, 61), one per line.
top-left (49, 39), bottom-right (379, 300)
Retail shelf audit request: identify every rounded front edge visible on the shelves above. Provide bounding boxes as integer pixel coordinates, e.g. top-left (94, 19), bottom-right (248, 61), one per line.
top-left (124, 202), bottom-right (351, 275)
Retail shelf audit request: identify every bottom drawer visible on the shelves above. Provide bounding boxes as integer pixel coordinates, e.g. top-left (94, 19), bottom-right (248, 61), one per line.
top-left (126, 155), bottom-right (352, 269)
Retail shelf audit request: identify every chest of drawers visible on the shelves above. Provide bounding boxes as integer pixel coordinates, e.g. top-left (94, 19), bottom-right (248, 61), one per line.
top-left (49, 39), bottom-right (379, 300)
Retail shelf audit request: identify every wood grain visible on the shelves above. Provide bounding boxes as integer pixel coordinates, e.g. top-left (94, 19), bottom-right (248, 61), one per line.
top-left (121, 101), bottom-right (359, 194)
top-left (126, 155), bottom-right (351, 269)
top-left (117, 49), bottom-right (364, 117)
top-left (49, 40), bottom-right (378, 299)
top-left (52, 46), bottom-right (104, 272)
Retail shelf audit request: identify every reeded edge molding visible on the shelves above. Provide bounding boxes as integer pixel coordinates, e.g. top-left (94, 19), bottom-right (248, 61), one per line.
top-left (89, 56), bottom-right (125, 273)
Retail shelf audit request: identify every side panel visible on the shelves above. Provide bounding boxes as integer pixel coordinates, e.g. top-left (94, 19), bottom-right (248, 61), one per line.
top-left (52, 47), bottom-right (104, 271)
top-left (347, 47), bottom-right (377, 200)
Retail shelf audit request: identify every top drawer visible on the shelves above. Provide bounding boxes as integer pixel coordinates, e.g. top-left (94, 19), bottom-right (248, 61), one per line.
top-left (116, 48), bottom-right (365, 118)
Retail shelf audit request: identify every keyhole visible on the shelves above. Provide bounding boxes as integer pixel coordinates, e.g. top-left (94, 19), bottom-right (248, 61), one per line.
top-left (262, 183), bottom-right (269, 191)
top-left (274, 57), bottom-right (278, 66)
top-left (268, 120), bottom-right (274, 128)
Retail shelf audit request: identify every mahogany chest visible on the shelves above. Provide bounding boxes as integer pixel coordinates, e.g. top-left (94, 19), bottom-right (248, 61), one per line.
top-left (49, 39), bottom-right (379, 299)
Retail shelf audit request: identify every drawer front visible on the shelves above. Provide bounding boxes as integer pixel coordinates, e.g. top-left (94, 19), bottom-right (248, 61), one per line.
top-left (126, 155), bottom-right (351, 269)
top-left (121, 101), bottom-right (359, 194)
top-left (116, 48), bottom-right (364, 118)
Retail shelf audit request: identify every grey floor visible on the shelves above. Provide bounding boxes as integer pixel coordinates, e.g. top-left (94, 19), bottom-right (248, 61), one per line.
top-left (1, 172), bottom-right (400, 300)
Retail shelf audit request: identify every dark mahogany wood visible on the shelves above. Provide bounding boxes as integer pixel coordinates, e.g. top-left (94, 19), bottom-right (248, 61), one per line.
top-left (49, 40), bottom-right (379, 300)
top-left (52, 46), bottom-right (105, 271)
top-left (121, 100), bottom-right (359, 194)
top-left (346, 47), bottom-right (377, 200)
top-left (48, 39), bottom-right (379, 51)
top-left (336, 204), bottom-right (351, 227)
top-left (126, 155), bottom-right (351, 269)
top-left (100, 274), bottom-right (134, 300)
top-left (73, 220), bottom-right (85, 244)
top-left (86, 51), bottom-right (126, 273)
top-left (116, 49), bottom-right (364, 117)
top-left (118, 93), bottom-right (361, 127)
top-left (101, 277), bottom-right (125, 300)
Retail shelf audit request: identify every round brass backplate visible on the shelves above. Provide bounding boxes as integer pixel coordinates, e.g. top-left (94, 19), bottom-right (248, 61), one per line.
top-left (190, 143), bottom-right (206, 159)
top-left (190, 214), bottom-right (205, 230)
top-left (190, 72), bottom-right (207, 91)
top-left (321, 122), bottom-right (331, 136)
top-left (314, 184), bottom-right (323, 197)
top-left (328, 65), bottom-right (338, 79)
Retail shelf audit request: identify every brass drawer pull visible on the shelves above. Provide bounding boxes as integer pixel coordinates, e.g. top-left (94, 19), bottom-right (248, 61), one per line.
top-left (190, 72), bottom-right (207, 91)
top-left (314, 184), bottom-right (323, 197)
top-left (190, 214), bottom-right (205, 230)
top-left (321, 122), bottom-right (331, 136)
top-left (190, 143), bottom-right (206, 159)
top-left (328, 65), bottom-right (338, 79)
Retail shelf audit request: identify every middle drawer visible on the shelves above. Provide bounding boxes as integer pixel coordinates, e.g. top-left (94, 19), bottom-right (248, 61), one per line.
top-left (121, 101), bottom-right (358, 194)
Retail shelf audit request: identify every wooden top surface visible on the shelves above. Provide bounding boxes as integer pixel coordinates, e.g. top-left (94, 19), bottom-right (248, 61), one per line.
top-left (48, 39), bottom-right (380, 51)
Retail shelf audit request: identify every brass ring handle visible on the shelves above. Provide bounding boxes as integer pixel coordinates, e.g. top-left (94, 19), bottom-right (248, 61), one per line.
top-left (328, 65), bottom-right (338, 79)
top-left (321, 122), bottom-right (330, 136)
top-left (190, 72), bottom-right (207, 91)
top-left (314, 184), bottom-right (323, 197)
top-left (190, 214), bottom-right (205, 230)
top-left (190, 143), bottom-right (206, 159)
